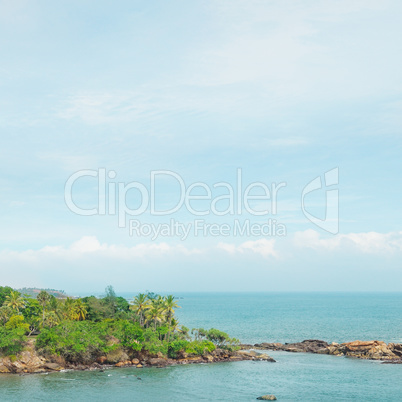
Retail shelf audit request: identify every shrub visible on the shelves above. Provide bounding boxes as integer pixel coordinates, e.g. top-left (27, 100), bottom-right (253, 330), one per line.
top-left (0, 327), bottom-right (26, 356)
top-left (168, 340), bottom-right (188, 358)
top-left (36, 320), bottom-right (146, 363)
top-left (143, 328), bottom-right (168, 356)
top-left (102, 319), bottom-right (144, 351)
top-left (185, 340), bottom-right (216, 356)
top-left (206, 328), bottom-right (240, 351)
top-left (36, 321), bottom-right (108, 363)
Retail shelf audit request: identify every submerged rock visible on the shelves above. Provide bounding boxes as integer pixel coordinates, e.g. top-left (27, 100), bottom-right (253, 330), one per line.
top-left (257, 395), bottom-right (277, 400)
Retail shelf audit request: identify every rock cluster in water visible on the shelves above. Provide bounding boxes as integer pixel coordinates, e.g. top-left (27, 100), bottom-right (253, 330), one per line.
top-left (241, 339), bottom-right (402, 363)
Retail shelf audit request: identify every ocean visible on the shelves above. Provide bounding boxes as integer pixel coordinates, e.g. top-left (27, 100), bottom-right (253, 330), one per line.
top-left (1, 292), bottom-right (401, 401)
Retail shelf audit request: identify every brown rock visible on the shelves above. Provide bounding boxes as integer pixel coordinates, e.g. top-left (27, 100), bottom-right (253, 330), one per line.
top-left (136, 364), bottom-right (143, 368)
top-left (229, 356), bottom-right (242, 361)
top-left (254, 340), bottom-right (329, 354)
top-left (237, 350), bottom-right (275, 362)
top-left (106, 349), bottom-right (129, 364)
top-left (148, 358), bottom-right (168, 367)
top-left (0, 363), bottom-right (10, 373)
top-left (176, 351), bottom-right (188, 359)
top-left (255, 353), bottom-right (276, 362)
top-left (341, 340), bottom-right (397, 360)
top-left (203, 355), bottom-right (214, 363)
top-left (97, 356), bottom-right (107, 364)
top-left (131, 358), bottom-right (140, 365)
top-left (44, 362), bottom-right (62, 371)
top-left (238, 350), bottom-right (258, 358)
top-left (389, 343), bottom-right (402, 357)
top-left (257, 395), bottom-right (277, 400)
top-left (114, 360), bottom-right (132, 367)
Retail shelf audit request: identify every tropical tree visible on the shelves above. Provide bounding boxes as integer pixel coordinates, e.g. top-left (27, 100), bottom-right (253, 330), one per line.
top-left (74, 299), bottom-right (87, 321)
top-left (4, 290), bottom-right (25, 314)
top-left (37, 291), bottom-right (51, 325)
top-left (0, 286), bottom-right (13, 307)
top-left (180, 326), bottom-right (191, 340)
top-left (103, 285), bottom-right (117, 313)
top-left (47, 296), bottom-right (65, 322)
top-left (22, 297), bottom-right (41, 335)
top-left (164, 295), bottom-right (180, 341)
top-left (82, 296), bottom-right (109, 321)
top-left (61, 297), bottom-right (77, 320)
top-left (130, 293), bottom-right (149, 326)
top-left (145, 299), bottom-right (164, 330)
top-left (191, 328), bottom-right (207, 341)
top-left (0, 306), bottom-right (12, 324)
top-left (42, 311), bottom-right (59, 328)
top-left (170, 318), bottom-right (181, 337)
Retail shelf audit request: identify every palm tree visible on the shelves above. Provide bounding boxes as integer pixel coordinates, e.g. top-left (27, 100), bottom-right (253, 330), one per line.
top-left (61, 297), bottom-right (77, 320)
top-left (37, 291), bottom-right (51, 324)
top-left (130, 293), bottom-right (149, 326)
top-left (164, 295), bottom-right (180, 341)
top-left (48, 297), bottom-right (64, 322)
top-left (170, 318), bottom-right (180, 335)
top-left (74, 299), bottom-right (87, 321)
top-left (43, 311), bottom-right (59, 328)
top-left (0, 306), bottom-right (12, 324)
top-left (145, 299), bottom-right (164, 330)
top-left (4, 291), bottom-right (25, 314)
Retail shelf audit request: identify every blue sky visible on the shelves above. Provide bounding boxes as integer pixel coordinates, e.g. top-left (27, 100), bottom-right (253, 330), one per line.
top-left (1, 0), bottom-right (402, 292)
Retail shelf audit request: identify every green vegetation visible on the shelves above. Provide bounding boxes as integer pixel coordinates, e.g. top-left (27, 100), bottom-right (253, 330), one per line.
top-left (0, 327), bottom-right (26, 355)
top-left (0, 286), bottom-right (239, 363)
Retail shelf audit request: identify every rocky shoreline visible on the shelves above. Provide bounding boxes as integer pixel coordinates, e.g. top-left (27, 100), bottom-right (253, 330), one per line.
top-left (3, 338), bottom-right (402, 374)
top-left (241, 339), bottom-right (402, 363)
top-left (0, 345), bottom-right (275, 375)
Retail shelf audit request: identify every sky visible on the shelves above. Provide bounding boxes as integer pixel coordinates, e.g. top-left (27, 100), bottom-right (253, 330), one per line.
top-left (1, 0), bottom-right (402, 293)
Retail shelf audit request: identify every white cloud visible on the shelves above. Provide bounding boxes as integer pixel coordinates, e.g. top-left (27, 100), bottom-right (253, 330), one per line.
top-left (0, 236), bottom-right (279, 266)
top-left (1, 232), bottom-right (401, 291)
top-left (218, 238), bottom-right (277, 258)
top-left (294, 229), bottom-right (402, 254)
top-left (0, 236), bottom-right (202, 264)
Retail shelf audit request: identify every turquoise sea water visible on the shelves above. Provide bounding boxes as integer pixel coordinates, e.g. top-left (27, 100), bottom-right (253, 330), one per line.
top-left (1, 293), bottom-right (401, 401)
top-left (175, 292), bottom-right (402, 344)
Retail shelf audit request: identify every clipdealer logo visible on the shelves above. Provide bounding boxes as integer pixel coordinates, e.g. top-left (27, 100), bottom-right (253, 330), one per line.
top-left (64, 168), bottom-right (339, 238)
